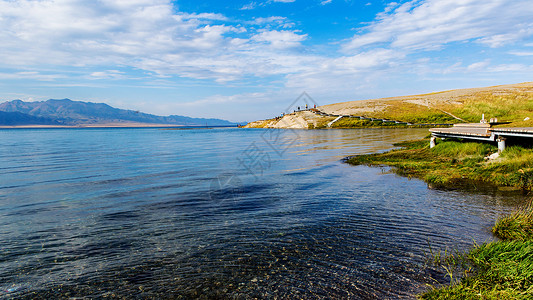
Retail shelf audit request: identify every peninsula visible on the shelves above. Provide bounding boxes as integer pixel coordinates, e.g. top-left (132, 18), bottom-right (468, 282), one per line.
top-left (245, 82), bottom-right (533, 129)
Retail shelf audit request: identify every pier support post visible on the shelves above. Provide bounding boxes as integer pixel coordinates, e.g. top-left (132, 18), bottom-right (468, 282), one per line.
top-left (430, 136), bottom-right (436, 148)
top-left (497, 137), bottom-right (506, 153)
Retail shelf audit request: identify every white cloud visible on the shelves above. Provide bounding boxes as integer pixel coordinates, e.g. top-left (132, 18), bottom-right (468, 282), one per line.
top-left (467, 61), bottom-right (490, 71)
top-left (283, 48), bottom-right (405, 96)
top-left (489, 64), bottom-right (530, 72)
top-left (343, 0), bottom-right (533, 52)
top-left (509, 51), bottom-right (533, 56)
top-left (252, 30), bottom-right (307, 49)
top-left (0, 71), bottom-right (63, 81)
top-left (240, 2), bottom-right (257, 10)
top-left (89, 70), bottom-right (127, 80)
top-left (479, 29), bottom-right (533, 48)
top-left (0, 0), bottom-right (309, 82)
top-left (180, 12), bottom-right (228, 21)
top-left (250, 16), bottom-right (295, 28)
top-left (252, 16), bottom-right (286, 25)
top-left (320, 0), bottom-right (332, 5)
top-left (4, 0), bottom-right (528, 88)
top-left (1, 0), bottom-right (532, 121)
top-left (240, 0), bottom-right (295, 10)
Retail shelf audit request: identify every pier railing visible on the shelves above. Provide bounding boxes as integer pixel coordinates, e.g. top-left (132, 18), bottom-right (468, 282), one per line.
top-left (430, 123), bottom-right (533, 153)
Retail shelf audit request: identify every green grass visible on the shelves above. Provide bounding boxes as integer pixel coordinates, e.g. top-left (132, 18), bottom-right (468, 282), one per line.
top-left (493, 203), bottom-right (533, 241)
top-left (332, 85), bottom-right (533, 127)
top-left (350, 138), bottom-right (533, 299)
top-left (346, 139), bottom-right (533, 191)
top-left (446, 91), bottom-right (533, 124)
top-left (421, 203), bottom-right (533, 299)
top-left (357, 88), bottom-right (533, 126)
top-left (249, 84), bottom-right (533, 128)
top-left (370, 101), bottom-right (459, 124)
top-left (308, 116), bottom-right (336, 129)
top-left (331, 118), bottom-right (408, 128)
top-left (330, 118), bottom-right (450, 128)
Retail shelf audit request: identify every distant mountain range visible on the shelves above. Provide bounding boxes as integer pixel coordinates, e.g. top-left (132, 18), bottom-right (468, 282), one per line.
top-left (0, 99), bottom-right (237, 126)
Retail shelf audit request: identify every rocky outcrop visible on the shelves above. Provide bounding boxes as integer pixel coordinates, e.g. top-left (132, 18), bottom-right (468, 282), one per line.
top-left (244, 111), bottom-right (333, 129)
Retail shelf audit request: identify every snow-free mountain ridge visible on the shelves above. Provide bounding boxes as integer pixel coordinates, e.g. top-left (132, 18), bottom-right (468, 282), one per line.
top-left (0, 99), bottom-right (236, 126)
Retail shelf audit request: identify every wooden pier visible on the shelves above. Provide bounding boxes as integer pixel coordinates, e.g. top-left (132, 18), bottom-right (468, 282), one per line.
top-left (430, 123), bottom-right (533, 152)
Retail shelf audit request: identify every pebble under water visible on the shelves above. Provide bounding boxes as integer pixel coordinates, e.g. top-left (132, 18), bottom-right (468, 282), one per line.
top-left (0, 128), bottom-right (525, 299)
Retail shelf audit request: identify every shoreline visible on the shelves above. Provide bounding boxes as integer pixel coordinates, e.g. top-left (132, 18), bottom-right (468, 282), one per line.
top-left (343, 138), bottom-right (533, 298)
top-left (0, 123), bottom-right (239, 129)
top-left (344, 138), bottom-right (533, 191)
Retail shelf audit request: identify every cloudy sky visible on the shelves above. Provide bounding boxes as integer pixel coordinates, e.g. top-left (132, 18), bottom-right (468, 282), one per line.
top-left (1, 0), bottom-right (532, 122)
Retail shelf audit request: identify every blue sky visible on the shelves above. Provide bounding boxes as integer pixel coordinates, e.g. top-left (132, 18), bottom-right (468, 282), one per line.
top-left (0, 0), bottom-right (532, 122)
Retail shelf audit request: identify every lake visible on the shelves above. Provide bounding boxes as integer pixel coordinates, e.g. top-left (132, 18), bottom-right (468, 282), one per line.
top-left (0, 128), bottom-right (525, 299)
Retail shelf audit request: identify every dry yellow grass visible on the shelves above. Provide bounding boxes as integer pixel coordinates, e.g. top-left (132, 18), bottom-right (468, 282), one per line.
top-left (321, 82), bottom-right (533, 125)
top-left (246, 82), bottom-right (533, 128)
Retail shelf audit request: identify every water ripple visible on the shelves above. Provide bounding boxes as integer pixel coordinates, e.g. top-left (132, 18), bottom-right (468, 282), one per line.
top-left (0, 128), bottom-right (524, 299)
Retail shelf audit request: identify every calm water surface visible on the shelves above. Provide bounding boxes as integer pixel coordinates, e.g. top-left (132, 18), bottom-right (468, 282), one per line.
top-left (0, 128), bottom-right (526, 299)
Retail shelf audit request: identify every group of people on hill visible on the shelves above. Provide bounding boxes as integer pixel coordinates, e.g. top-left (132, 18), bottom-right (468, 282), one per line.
top-left (273, 104), bottom-right (318, 119)
top-left (292, 104), bottom-right (316, 113)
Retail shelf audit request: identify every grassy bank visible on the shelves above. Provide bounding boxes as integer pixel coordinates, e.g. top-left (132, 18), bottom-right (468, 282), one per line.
top-left (330, 118), bottom-right (408, 128)
top-left (421, 203), bottom-right (533, 299)
top-left (329, 118), bottom-right (453, 129)
top-left (345, 139), bottom-right (533, 191)
top-left (345, 138), bottom-right (533, 298)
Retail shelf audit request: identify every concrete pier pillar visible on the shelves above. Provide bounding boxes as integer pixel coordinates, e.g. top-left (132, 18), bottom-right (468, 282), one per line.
top-left (497, 137), bottom-right (506, 153)
top-left (430, 136), bottom-right (436, 148)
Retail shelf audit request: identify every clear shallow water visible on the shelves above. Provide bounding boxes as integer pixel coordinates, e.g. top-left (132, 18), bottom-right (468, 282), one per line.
top-left (0, 128), bottom-right (526, 299)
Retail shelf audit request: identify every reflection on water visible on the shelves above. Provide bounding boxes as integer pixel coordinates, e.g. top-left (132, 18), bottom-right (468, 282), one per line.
top-left (0, 128), bottom-right (525, 299)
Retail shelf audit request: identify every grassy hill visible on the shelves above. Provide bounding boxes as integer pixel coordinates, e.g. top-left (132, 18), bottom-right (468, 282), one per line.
top-left (245, 82), bottom-right (533, 129)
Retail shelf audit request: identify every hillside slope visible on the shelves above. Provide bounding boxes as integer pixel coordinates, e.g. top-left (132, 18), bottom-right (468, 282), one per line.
top-left (245, 82), bottom-right (533, 129)
top-left (0, 99), bottom-right (236, 126)
top-left (0, 111), bottom-right (61, 126)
